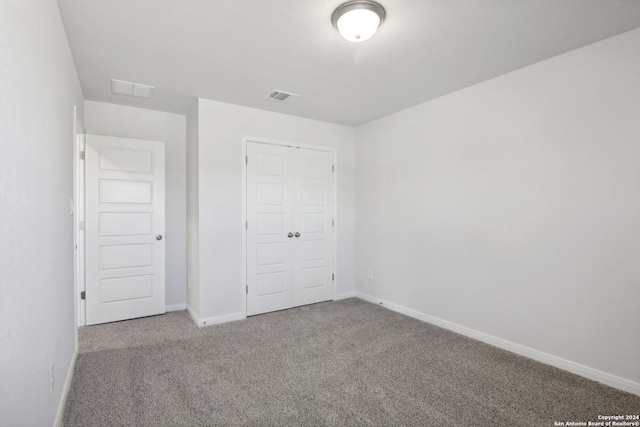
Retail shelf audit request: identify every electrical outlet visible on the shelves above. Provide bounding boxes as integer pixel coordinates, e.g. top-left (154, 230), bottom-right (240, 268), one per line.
top-left (49, 362), bottom-right (55, 391)
top-left (367, 270), bottom-right (374, 281)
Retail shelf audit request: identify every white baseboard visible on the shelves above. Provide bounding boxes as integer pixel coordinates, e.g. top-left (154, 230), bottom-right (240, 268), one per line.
top-left (186, 305), bottom-right (245, 327)
top-left (186, 305), bottom-right (199, 325)
top-left (355, 292), bottom-right (640, 396)
top-left (334, 291), bottom-right (356, 300)
top-left (165, 302), bottom-right (187, 312)
top-left (54, 347), bottom-right (78, 427)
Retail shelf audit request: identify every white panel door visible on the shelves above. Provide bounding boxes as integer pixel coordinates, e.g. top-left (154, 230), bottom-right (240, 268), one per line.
top-left (246, 142), bottom-right (294, 316)
top-left (85, 135), bottom-right (165, 325)
top-left (293, 149), bottom-right (335, 306)
top-left (246, 142), bottom-right (334, 316)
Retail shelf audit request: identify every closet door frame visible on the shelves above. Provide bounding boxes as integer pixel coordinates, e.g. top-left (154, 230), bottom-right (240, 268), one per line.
top-left (242, 136), bottom-right (338, 318)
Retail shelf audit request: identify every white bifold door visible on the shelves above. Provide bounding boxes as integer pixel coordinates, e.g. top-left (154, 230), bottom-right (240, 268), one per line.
top-left (246, 142), bottom-right (335, 316)
top-left (85, 135), bottom-right (165, 325)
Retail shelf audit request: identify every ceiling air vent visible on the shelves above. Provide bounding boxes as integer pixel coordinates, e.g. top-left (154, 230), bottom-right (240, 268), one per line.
top-left (111, 79), bottom-right (154, 99)
top-left (266, 90), bottom-right (299, 104)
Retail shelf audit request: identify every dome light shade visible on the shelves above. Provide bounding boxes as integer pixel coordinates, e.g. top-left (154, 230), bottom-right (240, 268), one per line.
top-left (332, 1), bottom-right (386, 43)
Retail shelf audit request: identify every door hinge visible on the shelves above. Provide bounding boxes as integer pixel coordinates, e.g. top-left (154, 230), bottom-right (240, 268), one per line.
top-left (332, 218), bottom-right (334, 227)
top-left (80, 291), bottom-right (86, 300)
top-left (332, 164), bottom-right (335, 172)
top-left (246, 285), bottom-right (248, 294)
top-left (79, 151), bottom-right (85, 160)
top-left (79, 221), bottom-right (85, 230)
top-left (332, 273), bottom-right (335, 281)
top-left (246, 155), bottom-right (248, 165)
top-left (246, 220), bottom-right (248, 229)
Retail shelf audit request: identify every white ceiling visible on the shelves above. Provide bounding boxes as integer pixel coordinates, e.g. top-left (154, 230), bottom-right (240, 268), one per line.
top-left (57, 0), bottom-right (640, 127)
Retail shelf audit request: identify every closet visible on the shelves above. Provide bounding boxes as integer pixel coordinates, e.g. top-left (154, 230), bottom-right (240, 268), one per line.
top-left (246, 141), bottom-right (335, 316)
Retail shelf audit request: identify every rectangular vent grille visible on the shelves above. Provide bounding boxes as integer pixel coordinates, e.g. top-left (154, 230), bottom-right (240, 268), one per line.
top-left (266, 90), bottom-right (299, 104)
top-left (111, 79), bottom-right (154, 99)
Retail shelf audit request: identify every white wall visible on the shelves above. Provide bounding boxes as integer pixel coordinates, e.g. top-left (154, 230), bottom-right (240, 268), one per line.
top-left (0, 0), bottom-right (84, 425)
top-left (194, 99), bottom-right (356, 320)
top-left (355, 28), bottom-right (640, 387)
top-left (186, 102), bottom-right (201, 316)
top-left (84, 101), bottom-right (188, 310)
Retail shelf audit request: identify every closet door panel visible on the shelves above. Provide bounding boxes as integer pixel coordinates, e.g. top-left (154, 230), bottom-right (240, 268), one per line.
top-left (246, 143), bottom-right (295, 316)
top-left (293, 148), bottom-right (335, 307)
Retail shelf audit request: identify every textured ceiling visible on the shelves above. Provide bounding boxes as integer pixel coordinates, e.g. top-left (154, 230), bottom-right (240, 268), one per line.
top-left (57, 0), bottom-right (640, 126)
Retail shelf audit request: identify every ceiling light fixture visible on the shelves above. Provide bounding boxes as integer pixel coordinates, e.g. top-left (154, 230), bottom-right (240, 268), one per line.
top-left (331, 1), bottom-right (386, 43)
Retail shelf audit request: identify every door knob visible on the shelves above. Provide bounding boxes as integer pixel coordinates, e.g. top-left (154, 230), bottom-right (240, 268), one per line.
top-left (287, 232), bottom-right (294, 238)
top-left (156, 235), bottom-right (163, 240)
top-left (294, 232), bottom-right (301, 238)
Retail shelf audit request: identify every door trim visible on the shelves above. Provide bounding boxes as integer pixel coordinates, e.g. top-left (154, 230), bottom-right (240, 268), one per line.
top-left (241, 136), bottom-right (338, 318)
top-left (73, 106), bottom-right (86, 327)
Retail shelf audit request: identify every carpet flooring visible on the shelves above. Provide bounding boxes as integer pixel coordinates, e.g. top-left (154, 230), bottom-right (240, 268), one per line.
top-left (63, 298), bottom-right (639, 426)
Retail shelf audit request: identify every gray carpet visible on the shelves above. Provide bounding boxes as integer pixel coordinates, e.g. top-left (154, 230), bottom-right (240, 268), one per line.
top-left (63, 299), bottom-right (639, 426)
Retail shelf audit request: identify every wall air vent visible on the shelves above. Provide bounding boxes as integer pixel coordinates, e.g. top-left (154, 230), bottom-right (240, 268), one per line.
top-left (111, 79), bottom-right (154, 99)
top-left (266, 90), bottom-right (299, 104)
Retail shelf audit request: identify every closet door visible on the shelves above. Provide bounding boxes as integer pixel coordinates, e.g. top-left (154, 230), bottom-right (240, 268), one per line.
top-left (246, 142), bottom-right (335, 316)
top-left (246, 142), bottom-right (295, 316)
top-left (293, 149), bottom-right (335, 307)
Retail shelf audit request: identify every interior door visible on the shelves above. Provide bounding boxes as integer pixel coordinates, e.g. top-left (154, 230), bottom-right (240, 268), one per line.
top-left (246, 142), bottom-right (294, 316)
top-left (246, 141), bottom-right (335, 316)
top-left (293, 148), bottom-right (335, 306)
top-left (85, 135), bottom-right (165, 325)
